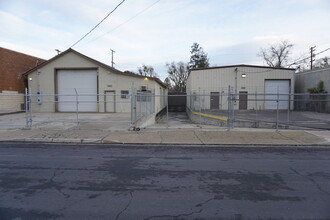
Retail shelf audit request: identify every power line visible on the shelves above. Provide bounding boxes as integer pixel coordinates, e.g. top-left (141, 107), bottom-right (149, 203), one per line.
top-left (290, 46), bottom-right (330, 66)
top-left (315, 47), bottom-right (330, 56)
top-left (69, 0), bottom-right (126, 48)
top-left (85, 0), bottom-right (161, 45)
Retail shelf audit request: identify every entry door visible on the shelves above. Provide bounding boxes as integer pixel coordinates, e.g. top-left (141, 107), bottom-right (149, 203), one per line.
top-left (239, 91), bottom-right (248, 110)
top-left (105, 91), bottom-right (115, 112)
top-left (210, 92), bottom-right (220, 109)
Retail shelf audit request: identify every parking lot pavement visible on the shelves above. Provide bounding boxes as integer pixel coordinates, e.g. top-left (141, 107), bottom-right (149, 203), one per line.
top-left (204, 110), bottom-right (330, 130)
top-left (0, 112), bottom-right (132, 131)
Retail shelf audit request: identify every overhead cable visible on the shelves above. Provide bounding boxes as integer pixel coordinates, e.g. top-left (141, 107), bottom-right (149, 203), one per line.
top-left (70, 0), bottom-right (126, 48)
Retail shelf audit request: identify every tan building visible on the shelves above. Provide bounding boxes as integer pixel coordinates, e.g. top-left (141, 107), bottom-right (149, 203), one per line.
top-left (24, 49), bottom-right (167, 114)
top-left (187, 64), bottom-right (295, 110)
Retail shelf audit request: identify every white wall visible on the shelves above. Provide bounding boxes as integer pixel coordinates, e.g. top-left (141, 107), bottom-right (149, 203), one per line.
top-left (295, 67), bottom-right (330, 93)
top-left (0, 90), bottom-right (24, 113)
top-left (187, 66), bottom-right (295, 110)
top-left (28, 51), bottom-right (166, 113)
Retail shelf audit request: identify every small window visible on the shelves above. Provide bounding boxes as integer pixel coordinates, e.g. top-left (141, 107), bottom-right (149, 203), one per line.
top-left (121, 90), bottom-right (129, 99)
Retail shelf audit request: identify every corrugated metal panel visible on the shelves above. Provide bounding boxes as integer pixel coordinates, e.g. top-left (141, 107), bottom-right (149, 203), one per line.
top-left (188, 66), bottom-right (295, 110)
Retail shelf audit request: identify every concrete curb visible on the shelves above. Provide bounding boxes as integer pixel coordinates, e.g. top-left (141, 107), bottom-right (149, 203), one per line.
top-left (16, 138), bottom-right (102, 144)
top-left (3, 139), bottom-right (330, 147)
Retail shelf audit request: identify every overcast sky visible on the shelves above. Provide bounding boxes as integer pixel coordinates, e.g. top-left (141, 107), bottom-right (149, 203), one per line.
top-left (1, 0), bottom-right (330, 80)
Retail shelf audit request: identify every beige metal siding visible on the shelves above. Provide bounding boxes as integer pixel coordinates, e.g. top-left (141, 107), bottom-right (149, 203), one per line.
top-left (28, 51), bottom-right (167, 113)
top-left (188, 66), bottom-right (295, 110)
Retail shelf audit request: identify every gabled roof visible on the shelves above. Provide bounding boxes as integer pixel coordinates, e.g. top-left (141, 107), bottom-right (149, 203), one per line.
top-left (191, 64), bottom-right (295, 71)
top-left (24, 48), bottom-right (166, 88)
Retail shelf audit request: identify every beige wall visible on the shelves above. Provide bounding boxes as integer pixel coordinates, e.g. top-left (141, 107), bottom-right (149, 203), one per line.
top-left (295, 67), bottom-right (330, 93)
top-left (28, 51), bottom-right (166, 113)
top-left (187, 66), bottom-right (295, 110)
top-left (0, 90), bottom-right (24, 113)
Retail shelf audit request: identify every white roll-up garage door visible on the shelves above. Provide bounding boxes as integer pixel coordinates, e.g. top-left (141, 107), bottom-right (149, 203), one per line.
top-left (265, 80), bottom-right (290, 110)
top-left (57, 69), bottom-right (97, 112)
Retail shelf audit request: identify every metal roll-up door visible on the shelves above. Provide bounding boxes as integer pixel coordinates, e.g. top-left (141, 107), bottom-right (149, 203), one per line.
top-left (265, 80), bottom-right (290, 110)
top-left (57, 69), bottom-right (97, 112)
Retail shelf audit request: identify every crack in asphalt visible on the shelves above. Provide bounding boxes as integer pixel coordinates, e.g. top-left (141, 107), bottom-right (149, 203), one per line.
top-left (143, 197), bottom-right (211, 220)
top-left (195, 196), bottom-right (215, 208)
top-left (50, 169), bottom-right (70, 199)
top-left (115, 191), bottom-right (133, 220)
top-left (290, 167), bottom-right (330, 196)
top-left (144, 208), bottom-right (203, 220)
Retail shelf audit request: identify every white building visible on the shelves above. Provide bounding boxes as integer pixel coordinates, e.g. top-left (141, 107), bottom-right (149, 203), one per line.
top-left (295, 66), bottom-right (330, 112)
top-left (186, 64), bottom-right (295, 110)
top-left (24, 49), bottom-right (167, 114)
top-left (295, 67), bottom-right (330, 93)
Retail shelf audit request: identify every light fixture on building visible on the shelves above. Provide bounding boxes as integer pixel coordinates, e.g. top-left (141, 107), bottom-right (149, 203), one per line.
top-left (241, 73), bottom-right (246, 78)
top-left (29, 77), bottom-right (33, 81)
top-left (144, 77), bottom-right (148, 80)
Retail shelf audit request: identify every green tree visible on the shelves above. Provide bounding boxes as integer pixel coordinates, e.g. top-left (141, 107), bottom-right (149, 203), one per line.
top-left (188, 42), bottom-right (209, 70)
top-left (307, 81), bottom-right (327, 93)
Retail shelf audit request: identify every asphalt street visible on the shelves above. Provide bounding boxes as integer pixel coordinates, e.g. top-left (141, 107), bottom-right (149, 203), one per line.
top-left (0, 143), bottom-right (330, 219)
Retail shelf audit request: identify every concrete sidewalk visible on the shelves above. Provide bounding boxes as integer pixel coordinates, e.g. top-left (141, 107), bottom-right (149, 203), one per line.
top-left (0, 127), bottom-right (329, 146)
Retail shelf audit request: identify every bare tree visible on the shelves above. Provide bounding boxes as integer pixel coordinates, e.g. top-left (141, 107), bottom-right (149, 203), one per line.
top-left (137, 65), bottom-right (159, 78)
top-left (258, 40), bottom-right (294, 68)
top-left (166, 61), bottom-right (189, 94)
top-left (164, 77), bottom-right (172, 89)
top-left (314, 56), bottom-right (330, 69)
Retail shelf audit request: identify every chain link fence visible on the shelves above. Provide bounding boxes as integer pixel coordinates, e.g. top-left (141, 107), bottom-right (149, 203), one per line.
top-left (186, 86), bottom-right (330, 130)
top-left (0, 88), bottom-right (156, 130)
top-left (1, 88), bottom-right (329, 131)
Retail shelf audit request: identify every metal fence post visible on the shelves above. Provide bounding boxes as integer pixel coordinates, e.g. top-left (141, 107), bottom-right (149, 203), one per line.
top-left (166, 92), bottom-right (169, 129)
top-left (74, 88), bottom-right (79, 126)
top-left (232, 89), bottom-right (235, 129)
top-left (28, 88), bottom-right (32, 128)
top-left (199, 91), bottom-right (202, 127)
top-left (131, 89), bottom-right (137, 128)
top-left (220, 91), bottom-right (222, 110)
top-left (276, 86), bottom-right (279, 131)
top-left (255, 89), bottom-right (258, 126)
top-left (287, 92), bottom-right (290, 123)
top-left (190, 91), bottom-right (192, 110)
top-left (227, 86), bottom-right (231, 131)
top-left (25, 88), bottom-right (29, 128)
top-left (203, 90), bottom-right (205, 115)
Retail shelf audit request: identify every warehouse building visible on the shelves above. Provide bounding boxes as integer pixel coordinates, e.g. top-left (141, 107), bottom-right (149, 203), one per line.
top-left (186, 64), bottom-right (295, 111)
top-left (25, 48), bottom-right (166, 114)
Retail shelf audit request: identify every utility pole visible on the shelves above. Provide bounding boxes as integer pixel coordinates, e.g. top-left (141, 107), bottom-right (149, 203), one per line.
top-left (310, 46), bottom-right (316, 70)
top-left (110, 49), bottom-right (115, 67)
